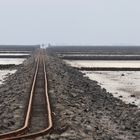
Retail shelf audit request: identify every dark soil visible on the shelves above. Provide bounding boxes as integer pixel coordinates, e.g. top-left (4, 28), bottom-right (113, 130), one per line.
top-left (0, 64), bottom-right (18, 70)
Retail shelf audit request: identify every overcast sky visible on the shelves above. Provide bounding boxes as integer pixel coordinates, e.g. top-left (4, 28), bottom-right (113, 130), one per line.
top-left (0, 0), bottom-right (140, 45)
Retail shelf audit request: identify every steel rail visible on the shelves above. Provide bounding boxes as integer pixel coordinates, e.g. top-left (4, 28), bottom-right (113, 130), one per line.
top-left (7, 55), bottom-right (53, 140)
top-left (0, 54), bottom-right (53, 139)
top-left (0, 57), bottom-right (39, 140)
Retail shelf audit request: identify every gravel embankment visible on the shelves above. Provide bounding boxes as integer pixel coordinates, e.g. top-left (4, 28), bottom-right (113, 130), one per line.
top-left (0, 56), bottom-right (36, 134)
top-left (0, 53), bottom-right (140, 139)
top-left (44, 54), bottom-right (140, 140)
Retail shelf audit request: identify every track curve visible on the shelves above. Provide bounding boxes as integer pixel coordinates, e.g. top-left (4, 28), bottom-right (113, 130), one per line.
top-left (0, 52), bottom-right (53, 140)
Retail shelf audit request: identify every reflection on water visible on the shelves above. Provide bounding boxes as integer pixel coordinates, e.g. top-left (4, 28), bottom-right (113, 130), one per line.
top-left (0, 58), bottom-right (25, 65)
top-left (65, 60), bottom-right (140, 68)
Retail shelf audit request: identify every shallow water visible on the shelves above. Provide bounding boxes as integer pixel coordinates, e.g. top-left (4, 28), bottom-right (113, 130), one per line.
top-left (0, 70), bottom-right (16, 84)
top-left (0, 58), bottom-right (25, 65)
top-left (0, 57), bottom-right (25, 84)
top-left (64, 60), bottom-right (140, 107)
top-left (83, 71), bottom-right (140, 107)
top-left (65, 60), bottom-right (140, 68)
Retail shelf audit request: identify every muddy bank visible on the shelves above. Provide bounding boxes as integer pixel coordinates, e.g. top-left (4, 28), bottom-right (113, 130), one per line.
top-left (0, 64), bottom-right (18, 70)
top-left (45, 54), bottom-right (140, 140)
top-left (0, 56), bottom-right (36, 134)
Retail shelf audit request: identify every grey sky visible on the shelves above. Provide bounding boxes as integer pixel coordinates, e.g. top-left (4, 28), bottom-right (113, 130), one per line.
top-left (0, 0), bottom-right (140, 45)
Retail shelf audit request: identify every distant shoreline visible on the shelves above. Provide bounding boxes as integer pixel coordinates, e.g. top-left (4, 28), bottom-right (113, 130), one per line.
top-left (75, 67), bottom-right (140, 71)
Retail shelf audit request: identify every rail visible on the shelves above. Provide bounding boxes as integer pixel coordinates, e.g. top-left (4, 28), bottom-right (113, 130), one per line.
top-left (0, 54), bottom-right (53, 139)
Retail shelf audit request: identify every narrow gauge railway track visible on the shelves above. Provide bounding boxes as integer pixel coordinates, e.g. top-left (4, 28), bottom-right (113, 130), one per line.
top-left (0, 54), bottom-right (53, 140)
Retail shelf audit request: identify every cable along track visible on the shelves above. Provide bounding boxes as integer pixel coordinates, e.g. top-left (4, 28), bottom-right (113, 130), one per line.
top-left (0, 55), bottom-right (53, 140)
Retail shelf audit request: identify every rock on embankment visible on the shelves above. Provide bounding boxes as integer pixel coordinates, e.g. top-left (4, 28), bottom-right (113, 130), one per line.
top-left (0, 56), bottom-right (36, 134)
top-left (45, 54), bottom-right (140, 140)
